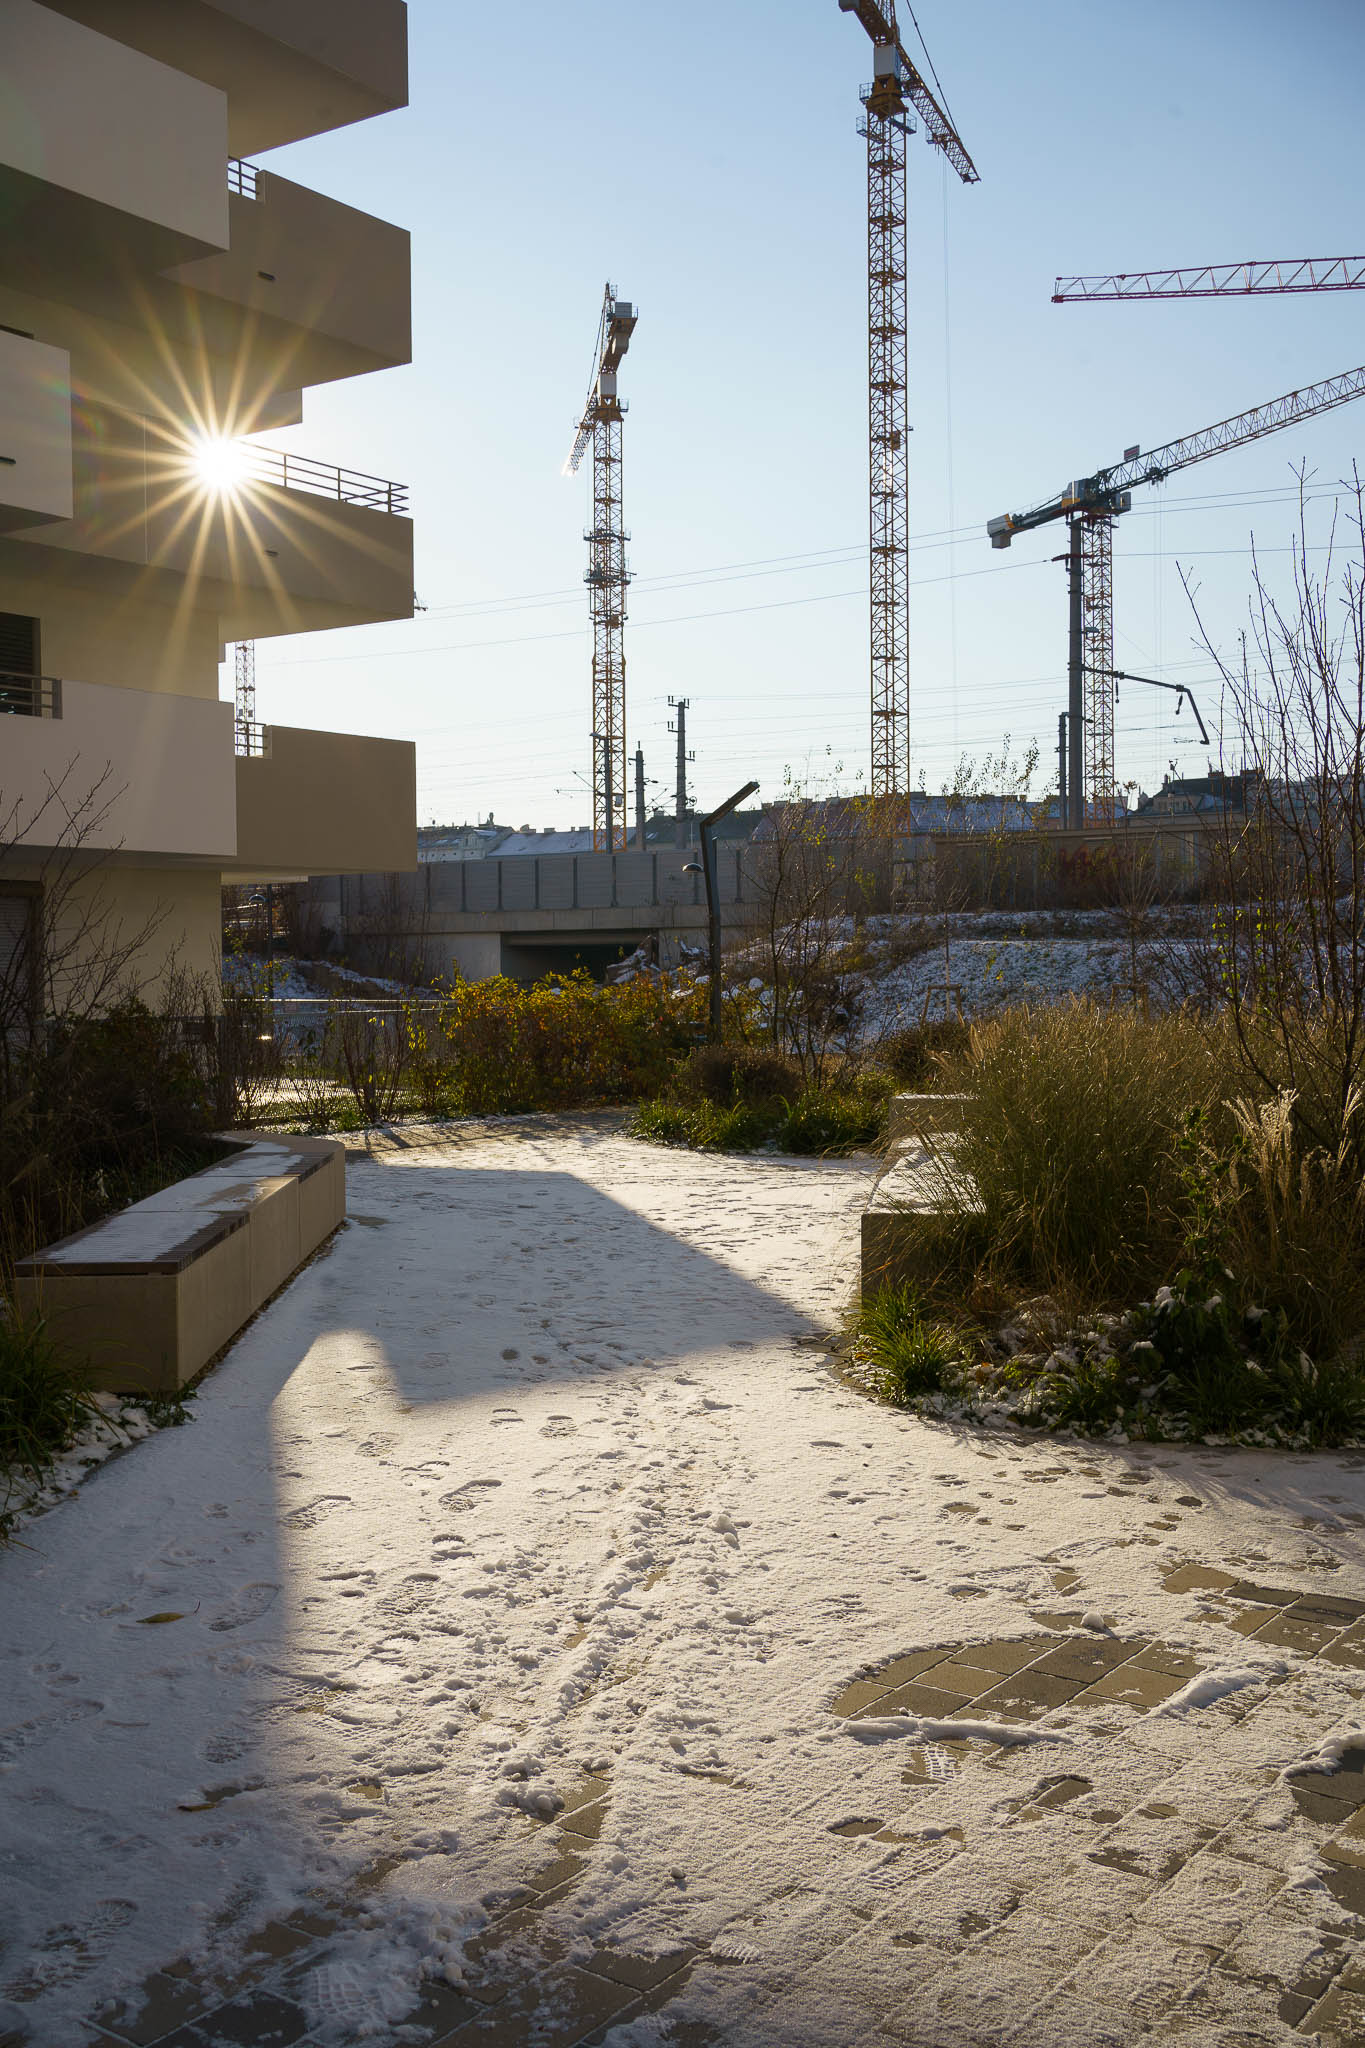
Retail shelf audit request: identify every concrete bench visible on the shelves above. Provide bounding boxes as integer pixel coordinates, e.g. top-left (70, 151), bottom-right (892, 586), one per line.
top-left (13, 1134), bottom-right (345, 1394)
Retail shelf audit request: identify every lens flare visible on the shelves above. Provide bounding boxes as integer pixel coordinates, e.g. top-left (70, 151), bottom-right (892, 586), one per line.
top-left (191, 435), bottom-right (246, 495)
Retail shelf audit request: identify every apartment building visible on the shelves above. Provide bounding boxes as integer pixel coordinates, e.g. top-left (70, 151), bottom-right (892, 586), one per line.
top-left (0, 0), bottom-right (417, 1006)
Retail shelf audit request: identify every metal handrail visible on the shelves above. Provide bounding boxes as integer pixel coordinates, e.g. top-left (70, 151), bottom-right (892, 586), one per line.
top-left (234, 719), bottom-right (270, 758)
top-left (238, 444), bottom-right (409, 516)
top-left (227, 158), bottom-right (259, 200)
top-left (0, 671), bottom-right (61, 718)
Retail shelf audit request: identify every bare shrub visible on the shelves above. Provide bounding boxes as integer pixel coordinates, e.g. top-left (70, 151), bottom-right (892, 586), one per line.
top-left (336, 1009), bottom-right (408, 1125)
top-left (1178, 470), bottom-right (1365, 1164)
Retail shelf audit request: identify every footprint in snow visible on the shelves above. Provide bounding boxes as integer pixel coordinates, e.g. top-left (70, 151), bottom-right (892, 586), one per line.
top-left (4, 1899), bottom-right (135, 1996)
top-left (285, 1494), bottom-right (351, 1530)
top-left (440, 1480), bottom-right (502, 1513)
top-left (541, 1416), bottom-right (578, 1438)
top-left (0, 1696), bottom-right (104, 1770)
top-left (377, 1574), bottom-right (439, 1623)
top-left (208, 1584), bottom-right (279, 1633)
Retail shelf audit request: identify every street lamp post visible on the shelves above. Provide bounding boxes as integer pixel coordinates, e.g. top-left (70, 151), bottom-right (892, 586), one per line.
top-left (684, 779), bottom-right (758, 1044)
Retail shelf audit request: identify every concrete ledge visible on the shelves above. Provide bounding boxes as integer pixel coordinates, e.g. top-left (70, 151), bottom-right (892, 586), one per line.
top-left (860, 1137), bottom-right (978, 1298)
top-left (885, 1093), bottom-right (968, 1145)
top-left (13, 1135), bottom-right (345, 1394)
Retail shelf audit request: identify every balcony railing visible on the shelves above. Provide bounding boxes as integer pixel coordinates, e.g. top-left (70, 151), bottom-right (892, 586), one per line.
top-left (234, 719), bottom-right (271, 759)
top-left (0, 671), bottom-right (61, 718)
top-left (227, 158), bottom-right (259, 200)
top-left (239, 445), bottom-right (410, 516)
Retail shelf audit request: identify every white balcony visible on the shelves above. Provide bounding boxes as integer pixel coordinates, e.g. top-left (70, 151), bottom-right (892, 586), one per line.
top-left (39, 0), bottom-right (409, 155)
top-left (14, 414), bottom-right (415, 637)
top-left (0, 330), bottom-right (72, 534)
top-left (0, 0), bottom-right (229, 306)
top-left (2, 677), bottom-right (236, 862)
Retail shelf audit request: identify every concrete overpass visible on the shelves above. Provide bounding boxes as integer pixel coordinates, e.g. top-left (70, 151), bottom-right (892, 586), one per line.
top-left (304, 844), bottom-right (753, 981)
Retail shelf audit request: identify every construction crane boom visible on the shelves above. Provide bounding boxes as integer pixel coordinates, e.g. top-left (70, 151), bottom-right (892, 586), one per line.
top-left (838, 0), bottom-right (976, 801)
top-left (565, 284), bottom-right (637, 852)
top-left (988, 361), bottom-right (1365, 548)
top-left (1053, 258), bottom-right (1365, 302)
top-left (987, 360), bottom-right (1365, 830)
top-left (837, 0), bottom-right (979, 183)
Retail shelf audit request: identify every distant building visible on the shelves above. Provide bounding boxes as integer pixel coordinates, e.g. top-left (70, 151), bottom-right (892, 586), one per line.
top-left (1135, 771), bottom-right (1263, 818)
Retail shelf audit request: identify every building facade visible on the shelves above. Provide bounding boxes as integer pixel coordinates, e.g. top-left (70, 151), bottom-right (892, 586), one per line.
top-left (0, 0), bottom-right (416, 1010)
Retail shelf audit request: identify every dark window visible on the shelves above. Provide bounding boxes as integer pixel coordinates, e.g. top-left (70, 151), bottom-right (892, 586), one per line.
top-left (0, 612), bottom-right (38, 676)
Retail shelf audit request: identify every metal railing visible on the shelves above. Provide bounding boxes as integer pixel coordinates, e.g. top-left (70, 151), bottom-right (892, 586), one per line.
top-left (239, 444), bottom-right (409, 516)
top-left (234, 719), bottom-right (270, 758)
top-left (227, 158), bottom-right (259, 200)
top-left (0, 671), bottom-right (61, 718)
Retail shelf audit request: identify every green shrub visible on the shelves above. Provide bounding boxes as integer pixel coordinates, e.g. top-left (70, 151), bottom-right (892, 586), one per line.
top-left (0, 1310), bottom-right (100, 1498)
top-left (853, 1284), bottom-right (962, 1404)
top-left (779, 1084), bottom-right (886, 1155)
top-left (630, 1076), bottom-right (887, 1157)
top-left (629, 1098), bottom-right (778, 1152)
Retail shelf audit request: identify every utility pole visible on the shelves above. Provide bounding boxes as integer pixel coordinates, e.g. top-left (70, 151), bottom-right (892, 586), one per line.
top-left (668, 695), bottom-right (694, 847)
top-left (1057, 713), bottom-right (1067, 827)
top-left (685, 780), bottom-right (759, 1044)
top-left (634, 743), bottom-right (646, 850)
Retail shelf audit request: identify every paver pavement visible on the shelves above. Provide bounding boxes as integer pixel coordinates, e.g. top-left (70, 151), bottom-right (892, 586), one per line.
top-left (2, 1115), bottom-right (1365, 2046)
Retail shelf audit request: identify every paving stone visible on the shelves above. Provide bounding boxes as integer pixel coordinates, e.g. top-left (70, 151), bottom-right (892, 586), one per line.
top-left (1077, 1665), bottom-right (1186, 1710)
top-left (1004, 1990), bottom-right (1142, 2047)
top-left (871, 1680), bottom-right (976, 1718)
top-left (1161, 1565), bottom-right (1239, 1594)
top-left (1250, 1614), bottom-right (1344, 1654)
top-left (559, 1799), bottom-right (609, 1843)
top-left (1083, 1925), bottom-right (1221, 2020)
top-left (876, 1649), bottom-right (969, 1688)
top-left (1086, 1809), bottom-right (1215, 1884)
top-left (929, 1656), bottom-right (1012, 1695)
top-left (583, 1945), bottom-right (694, 1993)
top-left (437, 1965), bottom-right (653, 2045)
top-left (971, 1905), bottom-right (1106, 1982)
top-left (1131, 1645), bottom-right (1204, 1679)
top-left (971, 1670), bottom-right (1086, 1719)
top-left (1287, 1595), bottom-right (1365, 1626)
top-left (93, 1972), bottom-right (224, 2045)
top-left (158, 1990), bottom-right (311, 2046)
top-left (1139, 1848), bottom-right (1285, 1946)
top-left (949, 1636), bottom-right (1060, 1676)
top-left (835, 1678), bottom-right (895, 1716)
top-left (1032, 1637), bottom-right (1144, 1682)
top-left (1298, 1983), bottom-right (1365, 2044)
top-left (896, 1958), bottom-right (1053, 2045)
top-left (1228, 1580), bottom-right (1300, 1608)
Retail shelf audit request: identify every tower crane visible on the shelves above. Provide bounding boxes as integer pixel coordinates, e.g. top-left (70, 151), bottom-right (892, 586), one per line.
top-left (1053, 258), bottom-right (1365, 303)
top-left (987, 363), bottom-right (1365, 827)
top-left (837, 1), bottom-right (977, 800)
top-left (566, 285), bottom-right (637, 852)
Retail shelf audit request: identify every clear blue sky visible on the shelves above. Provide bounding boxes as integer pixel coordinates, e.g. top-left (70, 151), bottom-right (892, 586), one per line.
top-left (235, 0), bottom-right (1365, 826)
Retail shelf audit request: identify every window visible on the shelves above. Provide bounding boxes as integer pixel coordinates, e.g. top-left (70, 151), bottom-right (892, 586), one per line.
top-left (0, 612), bottom-right (38, 675)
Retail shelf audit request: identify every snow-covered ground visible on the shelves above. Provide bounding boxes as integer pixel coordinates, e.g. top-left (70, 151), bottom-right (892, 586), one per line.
top-left (3, 1118), bottom-right (1364, 2045)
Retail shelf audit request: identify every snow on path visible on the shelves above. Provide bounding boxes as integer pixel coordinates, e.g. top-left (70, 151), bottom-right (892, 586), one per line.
top-left (2, 1116), bottom-right (1364, 2043)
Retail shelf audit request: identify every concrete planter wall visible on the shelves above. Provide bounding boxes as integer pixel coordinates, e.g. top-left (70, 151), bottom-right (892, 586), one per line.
top-left (13, 1134), bottom-right (345, 1394)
